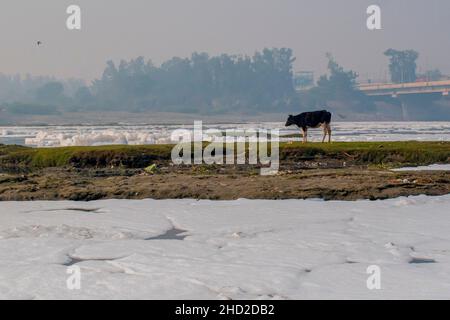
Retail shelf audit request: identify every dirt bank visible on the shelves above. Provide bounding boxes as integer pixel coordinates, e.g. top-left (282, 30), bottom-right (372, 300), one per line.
top-left (0, 167), bottom-right (449, 201)
top-left (1, 142), bottom-right (449, 201)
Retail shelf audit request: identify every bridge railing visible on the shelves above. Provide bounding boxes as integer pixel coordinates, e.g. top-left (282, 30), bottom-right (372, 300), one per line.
top-left (357, 80), bottom-right (450, 92)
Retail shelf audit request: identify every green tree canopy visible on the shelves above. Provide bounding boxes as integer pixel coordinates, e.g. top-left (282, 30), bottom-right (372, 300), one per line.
top-left (384, 49), bottom-right (419, 83)
top-left (305, 54), bottom-right (360, 105)
top-left (35, 82), bottom-right (64, 104)
top-left (300, 54), bottom-right (375, 113)
top-left (89, 48), bottom-right (296, 113)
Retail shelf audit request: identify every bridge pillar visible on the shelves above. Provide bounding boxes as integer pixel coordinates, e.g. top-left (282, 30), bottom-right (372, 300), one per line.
top-left (401, 101), bottom-right (409, 121)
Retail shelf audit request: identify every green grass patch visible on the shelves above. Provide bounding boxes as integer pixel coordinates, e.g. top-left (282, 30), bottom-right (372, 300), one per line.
top-left (0, 144), bottom-right (173, 170)
top-left (280, 141), bottom-right (450, 166)
top-left (1, 141), bottom-right (449, 171)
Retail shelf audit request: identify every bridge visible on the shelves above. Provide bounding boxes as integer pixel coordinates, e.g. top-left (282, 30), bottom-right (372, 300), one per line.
top-left (357, 80), bottom-right (450, 97)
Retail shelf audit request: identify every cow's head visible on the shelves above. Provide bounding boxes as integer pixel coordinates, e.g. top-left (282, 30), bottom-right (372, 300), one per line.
top-left (285, 115), bottom-right (294, 127)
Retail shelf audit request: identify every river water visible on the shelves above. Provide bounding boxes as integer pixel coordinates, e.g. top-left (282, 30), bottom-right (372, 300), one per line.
top-left (1, 121), bottom-right (450, 147)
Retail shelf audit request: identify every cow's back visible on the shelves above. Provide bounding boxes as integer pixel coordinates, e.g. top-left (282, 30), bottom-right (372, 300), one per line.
top-left (301, 110), bottom-right (331, 127)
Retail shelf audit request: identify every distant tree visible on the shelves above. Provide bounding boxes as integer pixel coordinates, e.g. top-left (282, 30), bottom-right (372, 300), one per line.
top-left (35, 81), bottom-right (64, 104)
top-left (251, 48), bottom-right (296, 109)
top-left (89, 48), bottom-right (297, 113)
top-left (74, 86), bottom-right (94, 106)
top-left (321, 53), bottom-right (358, 95)
top-left (5, 102), bottom-right (58, 115)
top-left (384, 49), bottom-right (419, 83)
top-left (302, 54), bottom-right (374, 112)
top-left (419, 69), bottom-right (443, 81)
top-left (0, 74), bottom-right (61, 104)
top-left (307, 53), bottom-right (359, 103)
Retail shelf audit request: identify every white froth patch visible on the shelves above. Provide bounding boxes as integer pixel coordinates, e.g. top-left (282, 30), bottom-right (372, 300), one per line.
top-left (1, 196), bottom-right (450, 299)
top-left (2, 121), bottom-right (450, 147)
top-left (392, 164), bottom-right (450, 171)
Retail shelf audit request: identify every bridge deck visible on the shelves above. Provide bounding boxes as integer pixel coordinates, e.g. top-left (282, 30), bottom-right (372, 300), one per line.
top-left (358, 80), bottom-right (450, 96)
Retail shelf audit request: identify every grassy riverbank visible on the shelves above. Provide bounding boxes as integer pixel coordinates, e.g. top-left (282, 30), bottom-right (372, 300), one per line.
top-left (1, 141), bottom-right (450, 172)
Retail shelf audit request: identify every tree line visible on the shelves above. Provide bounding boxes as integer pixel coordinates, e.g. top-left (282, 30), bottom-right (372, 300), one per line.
top-left (89, 48), bottom-right (296, 113)
top-left (0, 48), bottom-right (445, 116)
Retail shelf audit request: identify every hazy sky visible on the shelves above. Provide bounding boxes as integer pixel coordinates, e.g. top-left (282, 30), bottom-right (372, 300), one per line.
top-left (0, 0), bottom-right (449, 82)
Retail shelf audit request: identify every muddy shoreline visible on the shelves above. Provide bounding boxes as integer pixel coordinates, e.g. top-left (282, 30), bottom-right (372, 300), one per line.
top-left (1, 166), bottom-right (449, 201)
top-left (1, 142), bottom-right (449, 201)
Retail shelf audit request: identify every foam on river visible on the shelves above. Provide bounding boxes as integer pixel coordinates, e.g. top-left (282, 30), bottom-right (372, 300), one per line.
top-left (1, 195), bottom-right (450, 299)
top-left (1, 121), bottom-right (450, 147)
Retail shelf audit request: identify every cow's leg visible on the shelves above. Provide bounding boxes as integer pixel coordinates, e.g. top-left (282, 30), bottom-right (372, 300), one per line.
top-left (303, 128), bottom-right (308, 143)
top-left (327, 124), bottom-right (332, 143)
top-left (322, 124), bottom-right (327, 143)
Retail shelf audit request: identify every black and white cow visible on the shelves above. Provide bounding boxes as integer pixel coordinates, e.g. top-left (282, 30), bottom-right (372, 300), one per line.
top-left (285, 110), bottom-right (332, 143)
